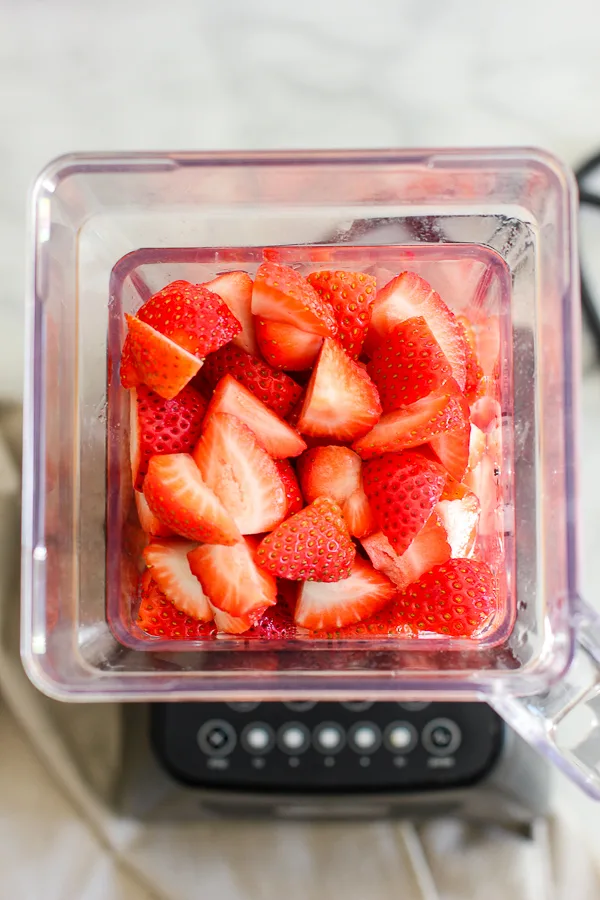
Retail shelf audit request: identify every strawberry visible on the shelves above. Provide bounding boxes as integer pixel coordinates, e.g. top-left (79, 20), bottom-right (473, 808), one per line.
top-left (457, 317), bottom-right (484, 402)
top-left (252, 262), bottom-right (337, 337)
top-left (366, 317), bottom-right (452, 411)
top-left (435, 487), bottom-right (480, 557)
top-left (203, 271), bottom-right (257, 355)
top-left (137, 571), bottom-right (216, 639)
top-left (188, 536), bottom-right (277, 619)
top-left (468, 424), bottom-right (486, 472)
top-left (201, 344), bottom-right (302, 417)
top-left (255, 318), bottom-right (323, 370)
top-left (470, 396), bottom-right (501, 433)
top-left (297, 446), bottom-right (362, 507)
top-left (295, 556), bottom-right (395, 631)
top-left (120, 339), bottom-right (141, 388)
top-left (371, 559), bottom-right (498, 637)
top-left (307, 270), bottom-right (376, 359)
top-left (133, 279), bottom-right (241, 357)
top-left (124, 315), bottom-right (202, 399)
top-left (203, 375), bottom-right (306, 459)
top-left (352, 389), bottom-right (463, 461)
top-left (256, 496), bottom-right (355, 582)
top-left (342, 488), bottom-right (376, 539)
top-left (274, 459), bottom-right (304, 516)
top-left (361, 513), bottom-right (451, 591)
top-left (193, 412), bottom-right (287, 534)
top-left (365, 272), bottom-right (467, 390)
top-left (135, 490), bottom-right (173, 537)
top-left (248, 603), bottom-right (297, 640)
top-left (129, 384), bottom-right (207, 491)
top-left (207, 601), bottom-right (254, 635)
top-left (297, 339), bottom-right (382, 441)
top-left (143, 453), bottom-right (241, 544)
top-left (362, 451), bottom-right (446, 555)
top-left (428, 390), bottom-right (471, 481)
top-left (143, 539), bottom-right (212, 621)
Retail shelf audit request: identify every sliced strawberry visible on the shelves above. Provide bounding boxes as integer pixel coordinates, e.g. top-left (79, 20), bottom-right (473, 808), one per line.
top-left (341, 488), bottom-right (376, 539)
top-left (468, 424), bottom-right (486, 471)
top-left (307, 270), bottom-right (376, 359)
top-left (365, 272), bottom-right (467, 390)
top-left (366, 317), bottom-right (451, 411)
top-left (274, 459), bottom-right (304, 516)
top-left (207, 601), bottom-right (254, 635)
top-left (124, 315), bottom-right (202, 399)
top-left (252, 263), bottom-right (337, 337)
top-left (470, 396), bottom-right (501, 433)
top-left (435, 487), bottom-right (480, 558)
top-left (203, 271), bottom-right (257, 355)
top-left (370, 559), bottom-right (498, 637)
top-left (188, 536), bottom-right (277, 619)
top-left (457, 317), bottom-right (484, 402)
top-left (201, 344), bottom-right (302, 417)
top-left (203, 375), bottom-right (306, 459)
top-left (297, 339), bottom-right (381, 441)
top-left (133, 279), bottom-right (241, 357)
top-left (352, 390), bottom-right (462, 460)
top-left (135, 490), bottom-right (173, 537)
top-left (143, 453), bottom-right (241, 544)
top-left (295, 556), bottom-right (395, 631)
top-left (297, 445), bottom-right (362, 506)
top-left (120, 339), bottom-right (141, 388)
top-left (130, 384), bottom-right (206, 491)
top-left (256, 496), bottom-right (355, 582)
top-left (464, 453), bottom-right (502, 539)
top-left (363, 451), bottom-right (446, 555)
top-left (361, 513), bottom-right (451, 591)
top-left (193, 412), bottom-right (287, 534)
top-left (143, 539), bottom-right (212, 621)
top-left (248, 603), bottom-right (297, 640)
top-left (137, 571), bottom-right (216, 639)
top-left (428, 391), bottom-right (471, 481)
top-left (255, 318), bottom-right (323, 370)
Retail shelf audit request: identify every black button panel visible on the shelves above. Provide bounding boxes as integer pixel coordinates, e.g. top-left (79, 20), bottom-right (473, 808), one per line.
top-left (152, 702), bottom-right (503, 793)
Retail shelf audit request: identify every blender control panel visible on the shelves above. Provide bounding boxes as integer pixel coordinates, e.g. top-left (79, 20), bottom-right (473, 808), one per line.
top-left (151, 702), bottom-right (503, 792)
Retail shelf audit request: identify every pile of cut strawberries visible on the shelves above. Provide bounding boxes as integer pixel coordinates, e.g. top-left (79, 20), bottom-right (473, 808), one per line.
top-left (120, 260), bottom-right (502, 642)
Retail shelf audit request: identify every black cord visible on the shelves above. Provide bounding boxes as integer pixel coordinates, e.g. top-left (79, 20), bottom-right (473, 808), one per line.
top-left (576, 154), bottom-right (600, 354)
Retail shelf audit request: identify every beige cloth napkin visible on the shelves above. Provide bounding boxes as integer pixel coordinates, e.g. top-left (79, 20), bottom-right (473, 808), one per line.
top-left (2, 403), bottom-right (600, 900)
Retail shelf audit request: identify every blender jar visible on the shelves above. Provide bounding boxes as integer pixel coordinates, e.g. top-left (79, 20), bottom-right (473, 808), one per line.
top-left (21, 148), bottom-right (600, 798)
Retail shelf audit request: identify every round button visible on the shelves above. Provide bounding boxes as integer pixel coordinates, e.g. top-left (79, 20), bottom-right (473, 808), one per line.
top-left (348, 722), bottom-right (381, 755)
top-left (241, 722), bottom-right (275, 755)
top-left (384, 721), bottom-right (418, 754)
top-left (197, 719), bottom-right (237, 758)
top-left (278, 722), bottom-right (311, 755)
top-left (398, 702), bottom-right (431, 711)
top-left (342, 701), bottom-right (374, 712)
top-left (422, 718), bottom-right (462, 756)
top-left (227, 702), bottom-right (260, 712)
top-left (313, 722), bottom-right (346, 755)
top-left (284, 701), bottom-right (317, 712)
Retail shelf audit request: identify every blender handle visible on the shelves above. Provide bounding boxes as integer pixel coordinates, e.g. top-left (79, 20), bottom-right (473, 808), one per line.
top-left (489, 598), bottom-right (600, 799)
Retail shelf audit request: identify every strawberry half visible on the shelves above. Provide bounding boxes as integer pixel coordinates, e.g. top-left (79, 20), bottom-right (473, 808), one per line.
top-left (133, 280), bottom-right (242, 357)
top-left (342, 488), bottom-right (376, 539)
top-left (435, 487), bottom-right (480, 557)
top-left (296, 445), bottom-right (374, 538)
top-left (137, 571), bottom-right (216, 639)
top-left (143, 539), bottom-right (212, 621)
top-left (307, 270), bottom-right (376, 359)
top-left (255, 318), bottom-right (323, 370)
top-left (143, 453), bottom-right (241, 544)
top-left (365, 272), bottom-right (467, 390)
top-left (375, 559), bottom-right (498, 637)
top-left (130, 384), bottom-right (207, 491)
top-left (256, 496), bottom-right (355, 582)
top-left (188, 536), bottom-right (277, 620)
top-left (124, 315), bottom-right (202, 399)
top-left (274, 459), bottom-right (304, 516)
top-left (203, 375), bottom-right (306, 459)
top-left (193, 412), bottom-right (287, 534)
top-left (428, 390), bottom-right (471, 481)
top-left (363, 451), bottom-right (447, 555)
top-left (352, 389), bottom-right (462, 460)
top-left (361, 513), bottom-right (451, 591)
top-left (204, 271), bottom-right (257, 355)
top-left (295, 556), bottom-right (395, 631)
top-left (252, 262), bottom-right (337, 336)
top-left (135, 490), bottom-right (173, 537)
top-left (366, 317), bottom-right (452, 411)
top-left (297, 339), bottom-right (382, 441)
top-left (201, 344), bottom-right (302, 417)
